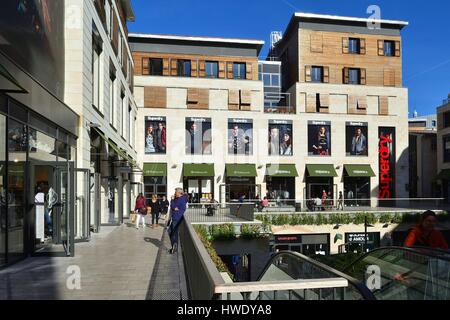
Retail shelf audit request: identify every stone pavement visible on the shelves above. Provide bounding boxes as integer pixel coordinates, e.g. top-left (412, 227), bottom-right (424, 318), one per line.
top-left (0, 220), bottom-right (188, 300)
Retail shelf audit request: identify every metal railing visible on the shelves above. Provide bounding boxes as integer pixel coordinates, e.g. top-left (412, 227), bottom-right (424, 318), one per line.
top-left (179, 219), bottom-right (374, 300)
top-left (264, 92), bottom-right (295, 114)
top-left (185, 203), bottom-right (255, 223)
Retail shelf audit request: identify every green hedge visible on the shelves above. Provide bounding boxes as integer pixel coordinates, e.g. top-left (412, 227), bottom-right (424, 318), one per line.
top-left (240, 224), bottom-right (268, 240)
top-left (257, 211), bottom-right (450, 227)
top-left (210, 224), bottom-right (236, 240)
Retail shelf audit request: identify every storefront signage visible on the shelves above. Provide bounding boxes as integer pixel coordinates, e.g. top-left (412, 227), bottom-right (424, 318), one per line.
top-left (227, 177), bottom-right (252, 183)
top-left (345, 233), bottom-right (380, 251)
top-left (188, 117), bottom-right (210, 122)
top-left (229, 118), bottom-right (252, 124)
top-left (275, 235), bottom-right (300, 243)
top-left (145, 116), bottom-right (165, 121)
top-left (346, 122), bottom-right (368, 127)
top-left (308, 120), bottom-right (331, 126)
top-left (379, 127), bottom-right (396, 200)
top-left (269, 119), bottom-right (293, 125)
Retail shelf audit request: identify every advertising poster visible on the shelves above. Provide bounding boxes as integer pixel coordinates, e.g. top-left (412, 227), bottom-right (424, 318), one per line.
top-left (308, 121), bottom-right (331, 156)
top-left (145, 116), bottom-right (167, 154)
top-left (269, 120), bottom-right (293, 156)
top-left (228, 119), bottom-right (253, 155)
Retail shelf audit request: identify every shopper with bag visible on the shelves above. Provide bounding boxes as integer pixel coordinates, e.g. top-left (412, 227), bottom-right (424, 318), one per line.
top-left (167, 188), bottom-right (188, 254)
top-left (134, 193), bottom-right (147, 229)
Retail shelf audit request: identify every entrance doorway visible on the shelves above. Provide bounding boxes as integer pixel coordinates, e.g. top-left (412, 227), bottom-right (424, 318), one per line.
top-left (305, 177), bottom-right (336, 210)
top-left (222, 178), bottom-right (261, 202)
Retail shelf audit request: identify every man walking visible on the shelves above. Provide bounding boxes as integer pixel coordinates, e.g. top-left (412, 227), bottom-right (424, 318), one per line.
top-left (168, 188), bottom-right (189, 254)
top-left (337, 191), bottom-right (344, 211)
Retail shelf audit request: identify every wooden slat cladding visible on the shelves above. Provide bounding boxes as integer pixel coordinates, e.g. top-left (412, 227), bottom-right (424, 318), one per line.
top-left (187, 88), bottom-right (209, 109)
top-left (170, 59), bottom-right (178, 76)
top-left (142, 57), bottom-right (149, 75)
top-left (356, 96), bottom-right (368, 115)
top-left (319, 93), bottom-right (330, 113)
top-left (306, 93), bottom-right (317, 113)
top-left (395, 41), bottom-right (401, 57)
top-left (131, 52), bottom-right (258, 80)
top-left (228, 90), bottom-right (240, 110)
top-left (218, 61), bottom-right (226, 78)
top-left (377, 40), bottom-right (385, 56)
top-left (240, 90), bottom-right (252, 110)
top-left (144, 86), bottom-right (166, 108)
top-left (310, 34), bottom-right (323, 53)
top-left (299, 30), bottom-right (403, 87)
top-left (379, 96), bottom-right (389, 115)
top-left (384, 69), bottom-right (396, 87)
top-left (360, 68), bottom-right (367, 85)
top-left (323, 67), bottom-right (330, 83)
top-left (348, 95), bottom-right (358, 114)
top-left (305, 66), bottom-right (312, 82)
top-left (112, 13), bottom-right (119, 55)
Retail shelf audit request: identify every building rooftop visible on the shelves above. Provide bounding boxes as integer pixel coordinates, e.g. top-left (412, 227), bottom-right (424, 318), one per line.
top-left (129, 33), bottom-right (264, 46)
top-left (294, 12), bottom-right (409, 27)
top-left (120, 0), bottom-right (135, 22)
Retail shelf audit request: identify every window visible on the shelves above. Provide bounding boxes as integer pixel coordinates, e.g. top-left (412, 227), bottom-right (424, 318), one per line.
top-left (109, 68), bottom-right (116, 127)
top-left (128, 104), bottom-right (132, 143)
top-left (149, 58), bottom-right (163, 76)
top-left (205, 61), bottom-right (218, 78)
top-left (444, 112), bottom-right (450, 128)
top-left (348, 68), bottom-right (361, 85)
top-left (348, 38), bottom-right (360, 54)
top-left (233, 63), bottom-right (246, 79)
top-left (444, 135), bottom-right (450, 163)
top-left (272, 74), bottom-right (280, 87)
top-left (311, 66), bottom-right (323, 83)
top-left (432, 120), bottom-right (437, 128)
top-left (120, 90), bottom-right (125, 136)
top-left (384, 41), bottom-right (395, 57)
top-left (177, 60), bottom-right (191, 77)
top-left (92, 24), bottom-right (103, 112)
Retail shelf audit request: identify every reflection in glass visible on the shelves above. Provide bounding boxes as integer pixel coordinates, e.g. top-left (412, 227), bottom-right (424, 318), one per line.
top-left (228, 122), bottom-right (252, 155)
top-left (185, 120), bottom-right (212, 155)
top-left (7, 119), bottom-right (26, 262)
top-left (0, 114), bottom-right (6, 265)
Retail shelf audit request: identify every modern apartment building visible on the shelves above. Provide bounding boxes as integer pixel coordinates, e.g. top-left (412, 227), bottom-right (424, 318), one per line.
top-left (271, 13), bottom-right (409, 207)
top-left (436, 94), bottom-right (450, 200)
top-left (64, 0), bottom-right (139, 232)
top-left (409, 114), bottom-right (438, 198)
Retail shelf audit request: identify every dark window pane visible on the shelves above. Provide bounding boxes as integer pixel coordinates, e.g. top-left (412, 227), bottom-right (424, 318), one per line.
top-left (0, 113), bottom-right (5, 265)
top-left (205, 61), bottom-right (218, 78)
top-left (233, 63), bottom-right (246, 79)
top-left (177, 60), bottom-right (191, 77)
top-left (444, 136), bottom-right (450, 163)
top-left (348, 68), bottom-right (361, 85)
top-left (263, 74), bottom-right (271, 86)
top-left (149, 58), bottom-right (163, 76)
top-left (272, 74), bottom-right (280, 87)
top-left (384, 41), bottom-right (395, 57)
top-left (444, 112), bottom-right (450, 128)
top-left (311, 66), bottom-right (323, 83)
top-left (349, 38), bottom-right (360, 54)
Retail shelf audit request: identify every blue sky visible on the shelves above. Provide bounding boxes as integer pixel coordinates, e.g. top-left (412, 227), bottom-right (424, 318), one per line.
top-left (128, 0), bottom-right (450, 117)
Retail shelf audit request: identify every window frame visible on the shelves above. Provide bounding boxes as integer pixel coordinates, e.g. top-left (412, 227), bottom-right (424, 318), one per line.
top-left (348, 68), bottom-right (361, 85)
top-left (149, 58), bottom-right (163, 76)
top-left (311, 66), bottom-right (324, 83)
top-left (384, 40), bottom-right (395, 57)
top-left (232, 62), bottom-right (246, 80)
top-left (443, 135), bottom-right (450, 163)
top-left (205, 61), bottom-right (219, 78)
top-left (348, 38), bottom-right (361, 54)
top-left (177, 59), bottom-right (192, 77)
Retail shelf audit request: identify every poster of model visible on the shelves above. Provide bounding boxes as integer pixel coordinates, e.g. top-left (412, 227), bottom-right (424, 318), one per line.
top-left (346, 122), bottom-right (368, 156)
top-left (145, 116), bottom-right (167, 154)
top-left (308, 121), bottom-right (331, 156)
top-left (228, 119), bottom-right (253, 155)
top-left (269, 120), bottom-right (293, 156)
top-left (185, 117), bottom-right (212, 155)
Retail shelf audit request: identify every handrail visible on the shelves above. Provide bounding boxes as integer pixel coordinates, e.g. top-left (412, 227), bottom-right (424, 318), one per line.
top-left (256, 251), bottom-right (376, 300)
top-left (343, 246), bottom-right (450, 273)
top-left (214, 278), bottom-right (348, 294)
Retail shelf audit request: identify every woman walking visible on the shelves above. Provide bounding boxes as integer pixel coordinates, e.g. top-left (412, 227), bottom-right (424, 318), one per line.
top-left (134, 193), bottom-right (147, 229)
top-left (149, 195), bottom-right (161, 228)
top-left (160, 195), bottom-right (169, 220)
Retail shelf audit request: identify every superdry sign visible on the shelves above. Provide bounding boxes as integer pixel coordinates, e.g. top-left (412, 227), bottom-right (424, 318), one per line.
top-left (379, 127), bottom-right (396, 201)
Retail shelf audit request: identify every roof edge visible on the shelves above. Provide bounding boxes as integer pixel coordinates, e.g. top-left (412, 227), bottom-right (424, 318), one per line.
top-left (294, 12), bottom-right (409, 27)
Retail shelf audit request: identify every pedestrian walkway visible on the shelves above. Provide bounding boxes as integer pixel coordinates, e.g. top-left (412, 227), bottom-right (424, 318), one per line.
top-left (0, 220), bottom-right (188, 300)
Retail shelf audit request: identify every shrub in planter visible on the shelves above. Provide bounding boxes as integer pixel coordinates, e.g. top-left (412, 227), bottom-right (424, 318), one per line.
top-left (210, 224), bottom-right (236, 241)
top-left (240, 224), bottom-right (266, 239)
top-left (315, 214), bottom-right (328, 225)
top-left (289, 215), bottom-right (302, 226)
top-left (392, 213), bottom-right (403, 224)
top-left (379, 213), bottom-right (393, 224)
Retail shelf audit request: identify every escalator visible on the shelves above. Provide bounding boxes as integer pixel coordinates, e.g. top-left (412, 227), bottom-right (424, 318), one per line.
top-left (256, 251), bottom-right (376, 300)
top-left (343, 247), bottom-right (450, 300)
top-left (255, 247), bottom-right (450, 300)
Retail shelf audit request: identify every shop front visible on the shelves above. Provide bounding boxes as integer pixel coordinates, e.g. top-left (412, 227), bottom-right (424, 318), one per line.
top-left (345, 232), bottom-right (381, 253)
top-left (305, 164), bottom-right (337, 209)
top-left (272, 233), bottom-right (330, 256)
top-left (343, 165), bottom-right (375, 207)
top-left (265, 164), bottom-right (298, 206)
top-left (183, 163), bottom-right (215, 203)
top-left (143, 163), bottom-right (167, 201)
top-left (223, 164), bottom-right (259, 202)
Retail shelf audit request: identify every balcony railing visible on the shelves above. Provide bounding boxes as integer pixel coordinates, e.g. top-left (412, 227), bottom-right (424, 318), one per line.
top-left (264, 92), bottom-right (295, 114)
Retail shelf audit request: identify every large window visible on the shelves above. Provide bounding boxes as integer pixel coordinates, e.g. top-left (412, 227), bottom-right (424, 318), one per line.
top-left (443, 112), bottom-right (450, 128)
top-left (177, 60), bottom-right (191, 77)
top-left (348, 38), bottom-right (361, 54)
top-left (149, 58), bottom-right (163, 76)
top-left (120, 91), bottom-right (126, 137)
top-left (0, 113), bottom-right (5, 265)
top-left (145, 116), bottom-right (167, 154)
top-left (308, 121), bottom-right (331, 156)
top-left (233, 63), bottom-right (246, 80)
top-left (311, 66), bottom-right (324, 83)
top-left (92, 24), bottom-right (103, 112)
top-left (205, 61), bottom-right (218, 78)
top-left (109, 68), bottom-right (116, 127)
top-left (346, 122), bottom-right (368, 156)
top-left (443, 136), bottom-right (450, 163)
top-left (268, 120), bottom-right (293, 156)
top-left (185, 118), bottom-right (212, 155)
top-left (228, 119), bottom-right (253, 155)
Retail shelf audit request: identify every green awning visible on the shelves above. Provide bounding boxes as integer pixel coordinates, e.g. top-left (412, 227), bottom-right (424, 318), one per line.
top-left (226, 164), bottom-right (257, 177)
top-left (183, 164), bottom-right (214, 177)
top-left (437, 169), bottom-right (450, 181)
top-left (143, 163), bottom-right (167, 177)
top-left (344, 165), bottom-right (376, 177)
top-left (266, 164), bottom-right (298, 177)
top-left (306, 164), bottom-right (338, 177)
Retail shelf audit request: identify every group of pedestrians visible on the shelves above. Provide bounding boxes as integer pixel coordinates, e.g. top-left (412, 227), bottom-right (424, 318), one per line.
top-left (134, 194), bottom-right (170, 229)
top-left (134, 188), bottom-right (189, 254)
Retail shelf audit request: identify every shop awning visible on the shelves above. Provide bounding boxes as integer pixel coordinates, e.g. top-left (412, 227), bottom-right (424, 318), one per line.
top-left (143, 163), bottom-right (167, 177)
top-left (306, 164), bottom-right (338, 177)
top-left (91, 127), bottom-right (140, 170)
top-left (344, 165), bottom-right (376, 177)
top-left (0, 62), bottom-right (28, 93)
top-left (266, 164), bottom-right (298, 177)
top-left (437, 169), bottom-right (450, 181)
top-left (226, 164), bottom-right (257, 177)
top-left (183, 164), bottom-right (214, 177)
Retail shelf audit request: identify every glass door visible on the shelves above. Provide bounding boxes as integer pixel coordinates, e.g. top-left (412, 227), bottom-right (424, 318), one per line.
top-left (90, 173), bottom-right (101, 233)
top-left (75, 169), bottom-right (90, 241)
